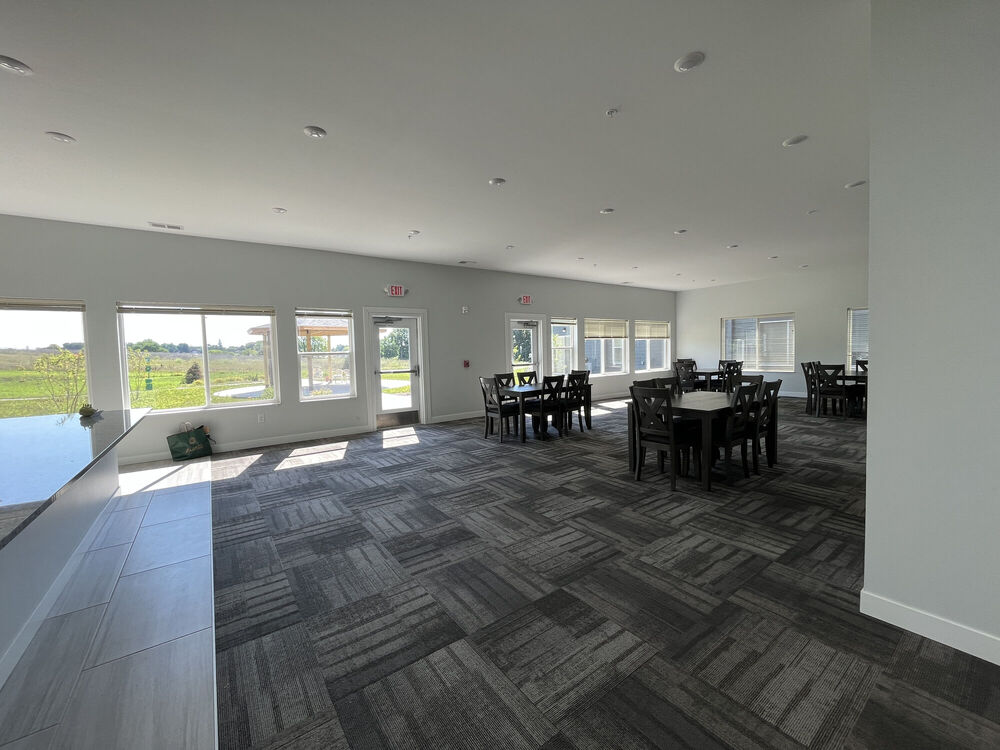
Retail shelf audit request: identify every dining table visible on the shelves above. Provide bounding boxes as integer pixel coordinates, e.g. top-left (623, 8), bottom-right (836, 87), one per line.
top-left (500, 382), bottom-right (594, 443)
top-left (628, 390), bottom-right (762, 491)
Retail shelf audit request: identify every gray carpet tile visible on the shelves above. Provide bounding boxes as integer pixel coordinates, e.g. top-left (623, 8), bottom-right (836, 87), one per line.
top-left (336, 640), bottom-right (557, 750)
top-left (469, 589), bottom-right (657, 724)
top-left (417, 547), bottom-right (557, 634)
top-left (209, 398), bottom-right (1000, 749)
top-left (306, 579), bottom-right (465, 701)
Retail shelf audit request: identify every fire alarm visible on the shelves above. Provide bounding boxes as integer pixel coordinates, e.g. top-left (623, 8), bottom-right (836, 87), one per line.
top-left (463, 360), bottom-right (470, 368)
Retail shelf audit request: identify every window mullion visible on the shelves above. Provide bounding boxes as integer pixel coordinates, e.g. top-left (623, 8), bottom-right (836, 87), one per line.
top-left (201, 314), bottom-right (211, 406)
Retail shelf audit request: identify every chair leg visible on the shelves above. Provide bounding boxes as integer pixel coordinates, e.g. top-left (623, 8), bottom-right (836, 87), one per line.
top-left (724, 446), bottom-right (733, 484)
top-left (635, 447), bottom-right (646, 480)
top-left (656, 450), bottom-right (665, 474)
top-left (741, 440), bottom-right (750, 478)
top-left (670, 446), bottom-right (679, 491)
top-left (578, 409), bottom-right (584, 431)
top-left (484, 415), bottom-right (490, 439)
top-left (752, 436), bottom-right (760, 474)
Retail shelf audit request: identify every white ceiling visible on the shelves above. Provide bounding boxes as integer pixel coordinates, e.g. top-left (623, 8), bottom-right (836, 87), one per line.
top-left (0, 0), bottom-right (870, 291)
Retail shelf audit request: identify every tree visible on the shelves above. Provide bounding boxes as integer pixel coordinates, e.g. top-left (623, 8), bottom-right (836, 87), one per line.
top-left (184, 361), bottom-right (202, 383)
top-left (62, 342), bottom-right (85, 351)
top-left (133, 338), bottom-right (166, 352)
top-left (512, 329), bottom-right (533, 365)
top-left (33, 349), bottom-right (88, 413)
top-left (379, 329), bottom-right (410, 360)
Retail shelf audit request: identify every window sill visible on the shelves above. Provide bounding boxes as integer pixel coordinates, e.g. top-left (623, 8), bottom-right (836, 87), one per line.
top-left (589, 372), bottom-right (630, 379)
top-left (136, 400), bottom-right (280, 415)
top-left (299, 393), bottom-right (357, 403)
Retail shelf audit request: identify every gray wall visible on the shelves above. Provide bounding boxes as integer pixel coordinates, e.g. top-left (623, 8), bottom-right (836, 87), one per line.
top-left (675, 263), bottom-right (868, 396)
top-left (864, 0), bottom-right (1000, 663)
top-left (0, 214), bottom-right (675, 461)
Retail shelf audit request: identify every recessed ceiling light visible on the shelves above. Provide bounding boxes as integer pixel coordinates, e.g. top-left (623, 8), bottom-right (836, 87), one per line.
top-left (799, 264), bottom-right (809, 268)
top-left (505, 244), bottom-right (515, 250)
top-left (407, 230), bottom-right (420, 238)
top-left (458, 260), bottom-right (477, 265)
top-left (605, 108), bottom-right (619, 118)
top-left (782, 134), bottom-right (808, 147)
top-left (488, 177), bottom-right (507, 187)
top-left (674, 229), bottom-right (687, 235)
top-left (45, 131), bottom-right (76, 143)
top-left (599, 208), bottom-right (615, 214)
top-left (622, 281), bottom-right (633, 285)
top-left (303, 125), bottom-right (327, 138)
top-left (727, 244), bottom-right (739, 249)
top-left (674, 51), bottom-right (706, 72)
top-left (0, 55), bottom-right (33, 76)
top-left (807, 209), bottom-right (820, 215)
top-left (768, 255), bottom-right (779, 260)
top-left (272, 207), bottom-right (287, 214)
top-left (845, 180), bottom-right (868, 189)
top-left (675, 272), bottom-right (683, 276)
top-left (632, 266), bottom-right (639, 270)
top-left (576, 257), bottom-right (585, 260)
top-left (710, 279), bottom-right (717, 282)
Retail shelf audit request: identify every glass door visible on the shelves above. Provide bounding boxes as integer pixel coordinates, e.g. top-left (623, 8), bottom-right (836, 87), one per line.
top-left (509, 318), bottom-right (541, 376)
top-left (373, 317), bottom-right (420, 426)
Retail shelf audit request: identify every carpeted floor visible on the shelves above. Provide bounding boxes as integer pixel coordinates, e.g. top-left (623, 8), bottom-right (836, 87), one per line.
top-left (210, 398), bottom-right (1000, 749)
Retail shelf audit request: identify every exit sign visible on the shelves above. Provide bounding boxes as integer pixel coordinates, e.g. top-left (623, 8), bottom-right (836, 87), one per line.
top-left (385, 284), bottom-right (407, 297)
top-left (518, 295), bottom-right (532, 305)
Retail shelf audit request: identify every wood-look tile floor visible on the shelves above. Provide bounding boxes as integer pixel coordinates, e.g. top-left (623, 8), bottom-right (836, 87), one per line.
top-left (210, 400), bottom-right (1000, 750)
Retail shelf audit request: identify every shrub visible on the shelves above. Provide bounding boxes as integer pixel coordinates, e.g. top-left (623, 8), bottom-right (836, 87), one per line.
top-left (184, 361), bottom-right (202, 384)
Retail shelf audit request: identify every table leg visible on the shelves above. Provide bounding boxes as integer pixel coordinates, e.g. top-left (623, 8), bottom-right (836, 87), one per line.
top-left (584, 388), bottom-right (592, 429)
top-left (701, 413), bottom-right (713, 491)
top-left (519, 394), bottom-right (527, 443)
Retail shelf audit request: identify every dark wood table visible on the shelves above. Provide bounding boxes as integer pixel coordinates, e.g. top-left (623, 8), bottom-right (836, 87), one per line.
top-left (627, 391), bottom-right (736, 491)
top-left (500, 383), bottom-right (593, 442)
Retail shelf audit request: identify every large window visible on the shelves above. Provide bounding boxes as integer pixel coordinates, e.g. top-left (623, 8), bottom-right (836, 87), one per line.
top-left (722, 313), bottom-right (795, 371)
top-left (550, 318), bottom-right (577, 375)
top-left (119, 303), bottom-right (277, 411)
top-left (0, 299), bottom-right (89, 418)
top-left (847, 307), bottom-right (869, 367)
top-left (297, 310), bottom-right (355, 400)
top-left (584, 318), bottom-right (628, 376)
top-left (634, 320), bottom-right (671, 373)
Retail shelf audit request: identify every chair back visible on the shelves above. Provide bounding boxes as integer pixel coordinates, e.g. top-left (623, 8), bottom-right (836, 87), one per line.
top-left (494, 372), bottom-right (515, 388)
top-left (675, 361), bottom-right (696, 386)
top-left (856, 359), bottom-right (869, 372)
top-left (564, 372), bottom-right (587, 404)
top-left (675, 358), bottom-right (696, 368)
top-left (800, 361), bottom-right (814, 391)
top-left (654, 376), bottom-right (681, 398)
top-left (721, 361), bottom-right (743, 393)
top-left (570, 369), bottom-right (591, 383)
top-left (516, 371), bottom-right (538, 385)
top-left (480, 376), bottom-right (503, 411)
top-left (632, 378), bottom-right (658, 388)
top-left (740, 374), bottom-right (764, 400)
top-left (539, 374), bottom-right (563, 405)
top-left (630, 386), bottom-right (675, 440)
top-left (817, 364), bottom-right (845, 389)
top-left (758, 379), bottom-right (782, 429)
top-left (729, 384), bottom-right (759, 430)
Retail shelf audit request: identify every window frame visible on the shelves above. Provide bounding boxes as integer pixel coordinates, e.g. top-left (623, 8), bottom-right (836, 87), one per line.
top-left (549, 317), bottom-right (578, 376)
top-left (633, 320), bottom-right (671, 374)
top-left (720, 312), bottom-right (796, 372)
top-left (296, 309), bottom-right (357, 402)
top-left (583, 318), bottom-right (629, 378)
top-left (117, 302), bottom-right (279, 413)
top-left (0, 298), bottom-right (92, 416)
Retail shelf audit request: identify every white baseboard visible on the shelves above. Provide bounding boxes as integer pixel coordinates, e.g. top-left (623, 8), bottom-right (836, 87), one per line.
top-left (860, 589), bottom-right (1000, 666)
top-left (428, 411), bottom-right (481, 424)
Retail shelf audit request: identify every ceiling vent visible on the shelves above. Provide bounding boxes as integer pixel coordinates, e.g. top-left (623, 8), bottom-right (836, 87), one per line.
top-left (148, 222), bottom-right (184, 230)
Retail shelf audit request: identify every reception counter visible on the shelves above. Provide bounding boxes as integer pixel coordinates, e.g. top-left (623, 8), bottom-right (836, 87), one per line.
top-left (0, 409), bottom-right (148, 672)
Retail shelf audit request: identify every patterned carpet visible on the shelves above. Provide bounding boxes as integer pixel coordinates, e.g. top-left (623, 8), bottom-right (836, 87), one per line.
top-left (210, 398), bottom-right (1000, 749)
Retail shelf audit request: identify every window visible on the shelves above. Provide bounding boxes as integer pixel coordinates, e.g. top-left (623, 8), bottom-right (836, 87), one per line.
top-left (722, 313), bottom-right (795, 371)
top-left (0, 299), bottom-right (89, 418)
top-left (296, 310), bottom-right (355, 400)
top-left (847, 307), bottom-right (869, 368)
top-left (118, 303), bottom-right (277, 411)
top-left (584, 318), bottom-right (628, 376)
top-left (509, 318), bottom-right (540, 375)
top-left (550, 318), bottom-right (577, 375)
top-left (634, 320), bottom-right (671, 373)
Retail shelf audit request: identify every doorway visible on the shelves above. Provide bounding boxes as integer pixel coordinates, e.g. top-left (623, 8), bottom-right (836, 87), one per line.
top-left (506, 313), bottom-right (546, 377)
top-left (365, 310), bottom-right (427, 429)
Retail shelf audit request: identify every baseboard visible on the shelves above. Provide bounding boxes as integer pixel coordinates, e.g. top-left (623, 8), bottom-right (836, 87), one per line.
top-left (428, 411), bottom-right (481, 424)
top-left (781, 391), bottom-right (806, 399)
top-left (860, 589), bottom-right (1000, 666)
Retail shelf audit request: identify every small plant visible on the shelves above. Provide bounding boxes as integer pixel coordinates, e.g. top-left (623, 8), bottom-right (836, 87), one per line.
top-left (79, 403), bottom-right (97, 417)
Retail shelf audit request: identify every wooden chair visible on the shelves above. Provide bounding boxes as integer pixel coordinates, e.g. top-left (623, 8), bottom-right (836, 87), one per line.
top-left (711, 383), bottom-right (758, 482)
top-left (525, 375), bottom-right (564, 439)
top-left (654, 376), bottom-right (682, 398)
top-left (750, 379), bottom-right (782, 473)
top-left (815, 364), bottom-right (848, 416)
top-left (801, 362), bottom-right (817, 414)
top-left (479, 377), bottom-right (520, 442)
top-left (738, 374), bottom-right (764, 401)
top-left (856, 359), bottom-right (869, 372)
top-left (570, 369), bottom-right (591, 383)
top-left (674, 361), bottom-right (699, 392)
top-left (561, 371), bottom-right (588, 432)
top-left (630, 386), bottom-right (700, 489)
top-left (516, 371), bottom-right (538, 385)
top-left (493, 371), bottom-right (522, 430)
top-left (719, 361), bottom-right (743, 393)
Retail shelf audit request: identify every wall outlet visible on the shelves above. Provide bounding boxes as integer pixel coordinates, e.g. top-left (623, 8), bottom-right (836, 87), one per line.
top-left (257, 413), bottom-right (265, 424)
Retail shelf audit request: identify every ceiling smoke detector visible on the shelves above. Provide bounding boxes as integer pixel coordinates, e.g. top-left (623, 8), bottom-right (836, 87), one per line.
top-left (487, 177), bottom-right (506, 187)
top-left (674, 51), bottom-right (706, 72)
top-left (0, 55), bottom-right (33, 76)
top-left (782, 135), bottom-right (808, 147)
top-left (46, 131), bottom-right (76, 143)
top-left (599, 208), bottom-right (615, 214)
top-left (148, 222), bottom-right (184, 231)
top-left (845, 180), bottom-right (868, 189)
top-left (303, 125), bottom-right (327, 139)
top-left (407, 230), bottom-right (420, 238)
top-left (272, 207), bottom-right (287, 214)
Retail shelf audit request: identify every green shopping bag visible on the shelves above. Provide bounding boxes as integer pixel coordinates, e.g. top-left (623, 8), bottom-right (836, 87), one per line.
top-left (166, 421), bottom-right (214, 461)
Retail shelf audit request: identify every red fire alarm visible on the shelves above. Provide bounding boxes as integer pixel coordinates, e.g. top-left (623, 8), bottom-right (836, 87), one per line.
top-left (463, 360), bottom-right (470, 368)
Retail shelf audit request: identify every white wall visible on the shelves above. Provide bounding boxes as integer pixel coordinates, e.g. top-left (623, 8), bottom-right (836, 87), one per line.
top-left (0, 214), bottom-right (675, 461)
top-left (863, 0), bottom-right (1000, 664)
top-left (675, 262), bottom-right (868, 396)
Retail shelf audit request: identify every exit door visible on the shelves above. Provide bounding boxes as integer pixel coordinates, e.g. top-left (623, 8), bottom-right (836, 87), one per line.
top-left (373, 316), bottom-right (421, 427)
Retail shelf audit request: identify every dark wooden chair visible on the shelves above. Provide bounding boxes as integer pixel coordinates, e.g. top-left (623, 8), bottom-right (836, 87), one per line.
top-left (738, 374), bottom-right (764, 401)
top-left (493, 371), bottom-right (523, 429)
top-left (516, 371), bottom-right (538, 385)
top-left (719, 361), bottom-right (743, 393)
top-left (750, 379), bottom-right (782, 473)
top-left (479, 377), bottom-right (520, 441)
top-left (856, 359), bottom-right (869, 372)
top-left (654, 376), bottom-right (681, 398)
top-left (815, 364), bottom-right (849, 416)
top-left (801, 362), bottom-right (817, 414)
top-left (570, 369), bottom-right (591, 383)
top-left (525, 375), bottom-right (564, 439)
top-left (674, 361), bottom-right (699, 392)
top-left (711, 383), bottom-right (758, 482)
top-left (561, 372), bottom-right (588, 432)
top-left (630, 385), bottom-right (700, 488)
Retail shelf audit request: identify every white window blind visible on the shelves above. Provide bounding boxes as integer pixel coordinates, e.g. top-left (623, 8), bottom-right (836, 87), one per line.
top-left (117, 302), bottom-right (274, 316)
top-left (0, 298), bottom-right (85, 312)
top-left (847, 307), bottom-right (869, 365)
top-left (634, 320), bottom-right (670, 339)
top-left (722, 313), bottom-right (795, 371)
top-left (584, 318), bottom-right (627, 338)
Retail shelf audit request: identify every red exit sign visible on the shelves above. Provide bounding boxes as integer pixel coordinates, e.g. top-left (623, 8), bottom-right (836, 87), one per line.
top-left (518, 295), bottom-right (532, 305)
top-left (385, 284), bottom-right (407, 297)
